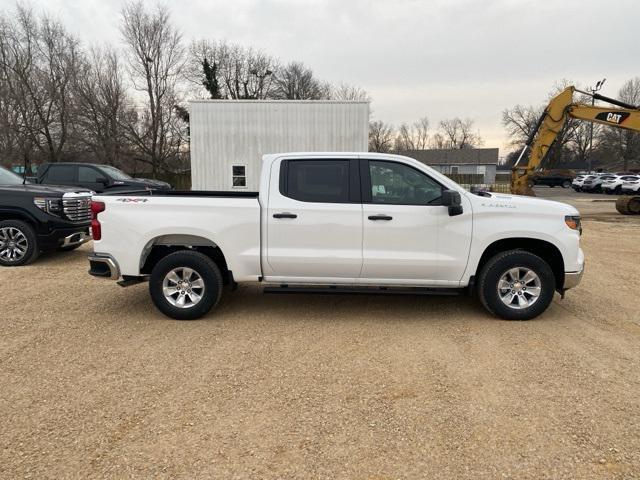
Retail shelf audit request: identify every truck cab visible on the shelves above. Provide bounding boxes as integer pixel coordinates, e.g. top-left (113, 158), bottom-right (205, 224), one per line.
top-left (89, 153), bottom-right (584, 321)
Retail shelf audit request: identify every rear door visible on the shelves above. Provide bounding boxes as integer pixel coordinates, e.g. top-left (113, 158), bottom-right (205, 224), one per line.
top-left (264, 157), bottom-right (363, 281)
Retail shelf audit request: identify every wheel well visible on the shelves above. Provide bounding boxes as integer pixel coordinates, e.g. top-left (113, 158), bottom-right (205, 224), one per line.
top-left (140, 244), bottom-right (232, 284)
top-left (0, 211), bottom-right (34, 226)
top-left (476, 238), bottom-right (565, 289)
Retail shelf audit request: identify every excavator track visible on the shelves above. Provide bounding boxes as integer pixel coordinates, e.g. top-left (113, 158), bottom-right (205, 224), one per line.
top-left (615, 195), bottom-right (640, 215)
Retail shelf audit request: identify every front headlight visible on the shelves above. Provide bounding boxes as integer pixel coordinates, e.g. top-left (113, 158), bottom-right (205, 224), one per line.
top-left (565, 215), bottom-right (582, 234)
top-left (34, 197), bottom-right (63, 216)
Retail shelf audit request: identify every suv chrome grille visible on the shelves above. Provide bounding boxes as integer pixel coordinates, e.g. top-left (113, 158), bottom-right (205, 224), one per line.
top-left (63, 196), bottom-right (92, 223)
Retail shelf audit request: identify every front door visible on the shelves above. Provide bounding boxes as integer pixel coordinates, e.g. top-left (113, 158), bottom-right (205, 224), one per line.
top-left (77, 166), bottom-right (108, 192)
top-left (360, 158), bottom-right (471, 285)
top-left (264, 157), bottom-right (363, 281)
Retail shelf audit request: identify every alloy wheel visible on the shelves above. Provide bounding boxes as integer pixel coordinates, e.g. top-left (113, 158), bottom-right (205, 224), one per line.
top-left (0, 227), bottom-right (28, 263)
top-left (162, 267), bottom-right (205, 308)
top-left (497, 267), bottom-right (542, 309)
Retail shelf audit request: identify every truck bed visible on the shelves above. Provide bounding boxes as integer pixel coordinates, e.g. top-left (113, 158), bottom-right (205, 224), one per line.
top-left (92, 192), bottom-right (262, 281)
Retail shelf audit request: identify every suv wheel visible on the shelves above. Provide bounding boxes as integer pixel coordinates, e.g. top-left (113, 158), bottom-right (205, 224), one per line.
top-left (0, 220), bottom-right (39, 267)
top-left (478, 250), bottom-right (556, 320)
top-left (562, 180), bottom-right (571, 188)
top-left (149, 250), bottom-right (223, 320)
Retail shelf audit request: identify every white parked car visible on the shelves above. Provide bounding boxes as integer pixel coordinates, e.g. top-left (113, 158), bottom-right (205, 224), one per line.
top-left (572, 175), bottom-right (587, 191)
top-left (621, 177), bottom-right (640, 194)
top-left (582, 174), bottom-right (617, 193)
top-left (602, 175), bottom-right (640, 194)
top-left (87, 153), bottom-right (584, 321)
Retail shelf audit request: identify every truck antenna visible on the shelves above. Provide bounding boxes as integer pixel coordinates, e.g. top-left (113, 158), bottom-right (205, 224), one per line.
top-left (22, 153), bottom-right (28, 185)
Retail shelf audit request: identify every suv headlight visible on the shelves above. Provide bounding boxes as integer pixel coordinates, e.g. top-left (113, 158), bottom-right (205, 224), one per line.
top-left (34, 197), bottom-right (63, 216)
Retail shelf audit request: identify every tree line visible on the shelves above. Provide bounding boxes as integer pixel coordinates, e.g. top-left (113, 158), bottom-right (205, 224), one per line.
top-left (368, 116), bottom-right (484, 153)
top-left (502, 78), bottom-right (640, 171)
top-left (0, 2), bottom-right (370, 176)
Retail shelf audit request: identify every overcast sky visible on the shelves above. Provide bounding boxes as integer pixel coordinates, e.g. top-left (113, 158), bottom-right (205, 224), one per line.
top-left (4, 0), bottom-right (638, 154)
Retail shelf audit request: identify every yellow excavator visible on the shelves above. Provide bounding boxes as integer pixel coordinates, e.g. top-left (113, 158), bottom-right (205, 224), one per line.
top-left (510, 86), bottom-right (640, 214)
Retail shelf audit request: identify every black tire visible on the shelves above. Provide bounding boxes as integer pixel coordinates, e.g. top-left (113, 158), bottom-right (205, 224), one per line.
top-left (149, 250), bottom-right (223, 320)
top-left (477, 250), bottom-right (556, 321)
top-left (562, 180), bottom-right (571, 188)
top-left (0, 220), bottom-right (39, 267)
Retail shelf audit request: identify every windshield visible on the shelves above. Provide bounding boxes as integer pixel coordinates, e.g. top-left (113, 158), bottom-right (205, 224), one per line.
top-left (100, 165), bottom-right (133, 181)
top-left (0, 166), bottom-right (24, 185)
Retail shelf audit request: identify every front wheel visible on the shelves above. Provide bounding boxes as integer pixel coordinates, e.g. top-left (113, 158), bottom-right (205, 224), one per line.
top-left (477, 250), bottom-right (556, 320)
top-left (0, 220), bottom-right (39, 266)
top-left (149, 250), bottom-right (223, 320)
top-left (562, 180), bottom-right (571, 188)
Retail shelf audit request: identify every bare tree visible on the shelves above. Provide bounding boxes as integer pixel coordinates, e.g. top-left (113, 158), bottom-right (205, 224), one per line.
top-left (395, 117), bottom-right (429, 150)
top-left (73, 46), bottom-right (131, 167)
top-left (331, 83), bottom-right (370, 102)
top-left (438, 118), bottom-right (483, 149)
top-left (368, 120), bottom-right (394, 152)
top-left (501, 105), bottom-right (542, 147)
top-left (598, 78), bottom-right (640, 171)
top-left (430, 132), bottom-right (446, 149)
top-left (271, 61), bottom-right (331, 100)
top-left (120, 1), bottom-right (186, 175)
top-left (0, 6), bottom-right (81, 164)
top-left (188, 39), bottom-right (278, 100)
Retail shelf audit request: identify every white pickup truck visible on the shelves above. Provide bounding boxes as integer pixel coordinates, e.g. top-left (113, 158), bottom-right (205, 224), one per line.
top-left (88, 153), bottom-right (584, 321)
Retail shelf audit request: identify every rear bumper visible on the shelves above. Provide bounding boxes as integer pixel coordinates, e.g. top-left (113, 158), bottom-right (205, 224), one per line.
top-left (88, 254), bottom-right (120, 280)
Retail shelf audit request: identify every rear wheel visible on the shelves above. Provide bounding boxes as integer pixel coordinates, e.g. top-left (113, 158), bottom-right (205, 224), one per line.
top-left (0, 220), bottom-right (39, 267)
top-left (562, 180), bottom-right (571, 188)
top-left (149, 250), bottom-right (223, 320)
top-left (478, 250), bottom-right (556, 320)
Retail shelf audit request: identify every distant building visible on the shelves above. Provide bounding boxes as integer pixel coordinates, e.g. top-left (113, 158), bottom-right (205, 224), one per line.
top-left (398, 148), bottom-right (499, 184)
top-left (189, 100), bottom-right (370, 191)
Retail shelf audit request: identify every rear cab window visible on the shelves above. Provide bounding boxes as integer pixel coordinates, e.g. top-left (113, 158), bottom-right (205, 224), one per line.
top-left (279, 159), bottom-right (359, 203)
top-left (43, 165), bottom-right (76, 183)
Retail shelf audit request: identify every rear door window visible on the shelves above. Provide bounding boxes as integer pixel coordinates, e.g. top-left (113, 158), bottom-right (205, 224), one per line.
top-left (43, 165), bottom-right (76, 183)
top-left (281, 160), bottom-right (351, 203)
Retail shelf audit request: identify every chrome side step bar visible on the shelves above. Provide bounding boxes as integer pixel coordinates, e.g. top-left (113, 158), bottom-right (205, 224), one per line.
top-left (263, 285), bottom-right (461, 296)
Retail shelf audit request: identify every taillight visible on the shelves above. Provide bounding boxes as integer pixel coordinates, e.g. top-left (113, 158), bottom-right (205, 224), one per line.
top-left (91, 201), bottom-right (105, 240)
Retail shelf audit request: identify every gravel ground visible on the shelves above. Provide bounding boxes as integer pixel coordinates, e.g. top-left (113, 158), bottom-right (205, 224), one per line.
top-left (1, 197), bottom-right (639, 479)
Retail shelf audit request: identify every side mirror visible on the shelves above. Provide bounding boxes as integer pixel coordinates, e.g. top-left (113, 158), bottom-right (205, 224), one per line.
top-left (441, 189), bottom-right (463, 216)
top-left (97, 177), bottom-right (109, 186)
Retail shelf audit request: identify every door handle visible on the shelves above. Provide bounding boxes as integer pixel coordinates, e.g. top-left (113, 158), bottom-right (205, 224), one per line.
top-left (273, 212), bottom-right (297, 219)
top-left (368, 215), bottom-right (393, 221)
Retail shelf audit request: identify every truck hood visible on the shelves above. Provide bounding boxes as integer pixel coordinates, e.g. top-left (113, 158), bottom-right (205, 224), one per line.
top-left (0, 184), bottom-right (92, 196)
top-left (468, 192), bottom-right (579, 216)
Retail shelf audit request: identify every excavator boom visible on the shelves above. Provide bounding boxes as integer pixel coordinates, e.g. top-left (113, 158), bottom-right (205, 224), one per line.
top-left (510, 86), bottom-right (640, 197)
